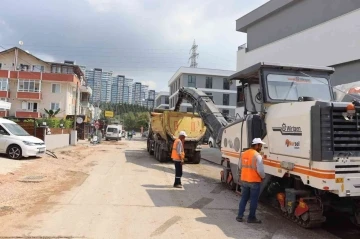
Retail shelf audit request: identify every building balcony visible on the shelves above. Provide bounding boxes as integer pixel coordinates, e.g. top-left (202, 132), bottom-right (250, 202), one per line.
top-left (80, 85), bottom-right (92, 95)
top-left (15, 111), bottom-right (40, 118)
top-left (17, 92), bottom-right (42, 100)
top-left (0, 70), bottom-right (80, 84)
top-left (0, 110), bottom-right (8, 117)
top-left (0, 90), bottom-right (10, 98)
top-left (81, 101), bottom-right (91, 108)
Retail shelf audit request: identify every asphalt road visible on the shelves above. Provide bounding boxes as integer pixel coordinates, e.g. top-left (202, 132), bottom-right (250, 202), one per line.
top-left (0, 140), bottom-right (358, 238)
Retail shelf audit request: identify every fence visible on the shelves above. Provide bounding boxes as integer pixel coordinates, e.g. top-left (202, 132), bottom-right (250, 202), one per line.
top-left (17, 122), bottom-right (45, 140)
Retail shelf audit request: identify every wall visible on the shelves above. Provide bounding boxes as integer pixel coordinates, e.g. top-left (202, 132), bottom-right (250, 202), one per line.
top-left (44, 134), bottom-right (70, 150)
top-left (237, 8), bottom-right (360, 71)
top-left (246, 0), bottom-right (360, 51)
top-left (41, 81), bottom-right (68, 118)
top-left (330, 60), bottom-right (360, 86)
top-left (0, 49), bottom-right (51, 72)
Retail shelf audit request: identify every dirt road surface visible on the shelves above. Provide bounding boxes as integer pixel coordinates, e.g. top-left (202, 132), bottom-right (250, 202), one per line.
top-left (0, 139), bottom-right (356, 238)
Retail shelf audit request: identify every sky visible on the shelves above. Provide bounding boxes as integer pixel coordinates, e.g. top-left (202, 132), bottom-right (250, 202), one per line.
top-left (0, 0), bottom-right (269, 92)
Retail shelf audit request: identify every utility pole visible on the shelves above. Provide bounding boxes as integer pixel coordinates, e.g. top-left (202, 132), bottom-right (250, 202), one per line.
top-left (189, 39), bottom-right (199, 68)
top-left (73, 82), bottom-right (79, 130)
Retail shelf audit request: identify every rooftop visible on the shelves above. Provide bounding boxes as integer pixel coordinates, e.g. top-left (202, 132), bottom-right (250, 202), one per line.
top-left (236, 0), bottom-right (296, 33)
top-left (168, 67), bottom-right (236, 86)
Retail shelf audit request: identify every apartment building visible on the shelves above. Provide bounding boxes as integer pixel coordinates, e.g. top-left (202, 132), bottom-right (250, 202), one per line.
top-left (142, 89), bottom-right (155, 109)
top-left (236, 0), bottom-right (360, 86)
top-left (155, 91), bottom-right (169, 109)
top-left (168, 67), bottom-right (236, 116)
top-left (124, 78), bottom-right (133, 104)
top-left (132, 82), bottom-right (142, 105)
top-left (86, 68), bottom-right (112, 103)
top-left (111, 75), bottom-right (125, 104)
top-left (0, 47), bottom-right (92, 119)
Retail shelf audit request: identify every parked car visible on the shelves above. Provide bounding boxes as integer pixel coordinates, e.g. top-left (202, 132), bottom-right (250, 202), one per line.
top-left (0, 118), bottom-right (46, 159)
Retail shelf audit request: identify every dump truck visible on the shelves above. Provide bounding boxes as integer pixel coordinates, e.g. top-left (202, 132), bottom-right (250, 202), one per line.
top-left (146, 109), bottom-right (206, 164)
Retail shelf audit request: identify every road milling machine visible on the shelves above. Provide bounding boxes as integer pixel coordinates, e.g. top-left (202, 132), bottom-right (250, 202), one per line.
top-left (174, 62), bottom-right (360, 228)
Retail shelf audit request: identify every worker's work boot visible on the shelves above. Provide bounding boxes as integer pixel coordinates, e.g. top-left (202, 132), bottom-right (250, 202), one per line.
top-left (236, 217), bottom-right (243, 222)
top-left (247, 218), bottom-right (262, 223)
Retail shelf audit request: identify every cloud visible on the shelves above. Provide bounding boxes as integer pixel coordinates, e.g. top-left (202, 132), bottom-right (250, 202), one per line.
top-left (0, 19), bottom-right (13, 41)
top-left (141, 80), bottom-right (156, 90)
top-left (0, 0), bottom-right (269, 92)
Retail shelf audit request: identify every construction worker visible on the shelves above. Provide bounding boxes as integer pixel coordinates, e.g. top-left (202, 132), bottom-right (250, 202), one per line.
top-left (171, 131), bottom-right (187, 188)
top-left (236, 138), bottom-right (266, 223)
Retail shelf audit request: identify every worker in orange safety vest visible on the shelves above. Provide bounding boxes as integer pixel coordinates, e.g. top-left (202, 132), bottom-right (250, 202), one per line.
top-left (171, 131), bottom-right (187, 188)
top-left (236, 138), bottom-right (266, 224)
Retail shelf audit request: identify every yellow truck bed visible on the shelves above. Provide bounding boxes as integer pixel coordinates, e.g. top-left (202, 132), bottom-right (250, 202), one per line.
top-left (150, 111), bottom-right (206, 141)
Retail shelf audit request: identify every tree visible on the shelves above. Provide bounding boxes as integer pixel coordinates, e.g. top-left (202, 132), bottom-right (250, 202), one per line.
top-left (44, 108), bottom-right (60, 118)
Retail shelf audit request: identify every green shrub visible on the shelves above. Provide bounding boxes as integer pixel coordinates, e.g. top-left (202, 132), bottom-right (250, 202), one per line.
top-left (36, 118), bottom-right (73, 129)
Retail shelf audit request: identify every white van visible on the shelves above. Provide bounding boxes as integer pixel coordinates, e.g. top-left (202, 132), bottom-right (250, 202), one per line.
top-left (0, 118), bottom-right (46, 159)
top-left (105, 124), bottom-right (122, 141)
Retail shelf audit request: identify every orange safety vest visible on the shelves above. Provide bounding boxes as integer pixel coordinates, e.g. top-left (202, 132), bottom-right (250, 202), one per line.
top-left (240, 149), bottom-right (262, 183)
top-left (171, 138), bottom-right (185, 161)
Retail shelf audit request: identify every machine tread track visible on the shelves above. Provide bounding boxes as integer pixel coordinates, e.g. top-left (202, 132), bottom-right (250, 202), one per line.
top-left (273, 199), bottom-right (325, 229)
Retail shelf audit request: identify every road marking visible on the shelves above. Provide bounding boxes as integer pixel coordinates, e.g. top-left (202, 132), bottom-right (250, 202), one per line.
top-left (150, 216), bottom-right (181, 237)
top-left (187, 197), bottom-right (214, 209)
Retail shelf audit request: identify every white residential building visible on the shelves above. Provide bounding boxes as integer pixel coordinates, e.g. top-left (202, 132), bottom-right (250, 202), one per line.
top-left (168, 67), bottom-right (237, 116)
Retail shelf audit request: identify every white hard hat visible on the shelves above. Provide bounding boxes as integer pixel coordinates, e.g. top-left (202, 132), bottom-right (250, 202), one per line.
top-left (252, 138), bottom-right (266, 145)
top-left (179, 131), bottom-right (187, 137)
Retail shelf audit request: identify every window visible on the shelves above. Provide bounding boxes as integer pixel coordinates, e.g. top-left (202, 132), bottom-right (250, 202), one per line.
top-left (222, 109), bottom-right (229, 116)
top-left (223, 94), bottom-right (230, 106)
top-left (20, 64), bottom-right (30, 71)
top-left (205, 77), bottom-right (212, 88)
top-left (0, 125), bottom-right (9, 135)
top-left (51, 103), bottom-right (60, 111)
top-left (267, 74), bottom-right (332, 101)
top-left (52, 83), bottom-right (60, 93)
top-left (223, 78), bottom-right (230, 90)
top-left (32, 65), bottom-right (45, 72)
top-left (237, 86), bottom-right (244, 106)
top-left (165, 96), bottom-right (169, 104)
top-left (187, 107), bottom-right (193, 112)
top-left (21, 102), bottom-right (38, 112)
top-left (0, 78), bottom-right (8, 91)
top-left (188, 75), bottom-right (196, 87)
top-left (18, 79), bottom-right (41, 92)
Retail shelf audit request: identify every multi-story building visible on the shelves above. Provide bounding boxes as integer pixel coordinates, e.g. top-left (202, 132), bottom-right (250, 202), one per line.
top-left (86, 68), bottom-right (101, 104)
top-left (141, 85), bottom-right (149, 101)
top-left (236, 0), bottom-right (360, 86)
top-left (132, 82), bottom-right (142, 105)
top-left (142, 89), bottom-right (155, 109)
top-left (111, 75), bottom-right (125, 104)
top-left (124, 78), bottom-right (133, 104)
top-left (101, 71), bottom-right (112, 102)
top-left (148, 90), bottom-right (155, 100)
top-left (155, 91), bottom-right (169, 109)
top-left (168, 67), bottom-right (237, 116)
top-left (86, 68), bottom-right (112, 103)
top-left (0, 47), bottom-right (92, 119)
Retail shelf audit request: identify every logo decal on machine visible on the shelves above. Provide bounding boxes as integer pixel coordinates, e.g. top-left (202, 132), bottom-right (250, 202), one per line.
top-left (272, 123), bottom-right (302, 136)
top-left (285, 139), bottom-right (300, 149)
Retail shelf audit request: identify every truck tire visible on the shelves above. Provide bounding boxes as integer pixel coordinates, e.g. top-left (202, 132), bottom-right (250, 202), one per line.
top-left (192, 151), bottom-right (201, 164)
top-left (156, 145), bottom-right (161, 162)
top-left (147, 141), bottom-right (150, 153)
top-left (154, 143), bottom-right (158, 159)
top-left (159, 148), bottom-right (168, 162)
